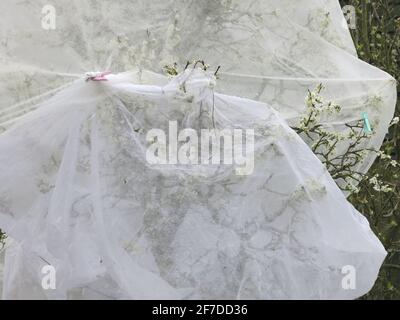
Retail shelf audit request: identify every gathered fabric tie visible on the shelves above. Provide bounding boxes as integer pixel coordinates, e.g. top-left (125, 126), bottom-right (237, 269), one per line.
top-left (85, 71), bottom-right (112, 82)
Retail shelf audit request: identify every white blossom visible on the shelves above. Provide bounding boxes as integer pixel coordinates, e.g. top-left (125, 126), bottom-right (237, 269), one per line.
top-left (390, 117), bottom-right (399, 126)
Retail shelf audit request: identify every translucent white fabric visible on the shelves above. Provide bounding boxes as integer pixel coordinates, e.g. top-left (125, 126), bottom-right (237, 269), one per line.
top-left (0, 69), bottom-right (387, 299)
top-left (0, 0), bottom-right (396, 174)
top-left (0, 0), bottom-right (395, 299)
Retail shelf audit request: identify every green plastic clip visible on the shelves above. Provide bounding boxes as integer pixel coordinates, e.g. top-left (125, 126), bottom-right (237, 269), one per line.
top-left (362, 112), bottom-right (372, 134)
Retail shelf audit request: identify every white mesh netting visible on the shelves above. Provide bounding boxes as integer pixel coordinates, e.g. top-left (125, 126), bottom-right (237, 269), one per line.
top-left (0, 0), bottom-right (396, 299)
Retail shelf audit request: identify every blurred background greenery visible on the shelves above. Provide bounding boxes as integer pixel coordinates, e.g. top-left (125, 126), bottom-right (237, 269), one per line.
top-left (339, 0), bottom-right (400, 299)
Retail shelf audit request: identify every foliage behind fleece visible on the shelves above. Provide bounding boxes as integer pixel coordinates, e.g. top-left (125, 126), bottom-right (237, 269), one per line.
top-left (340, 0), bottom-right (400, 299)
